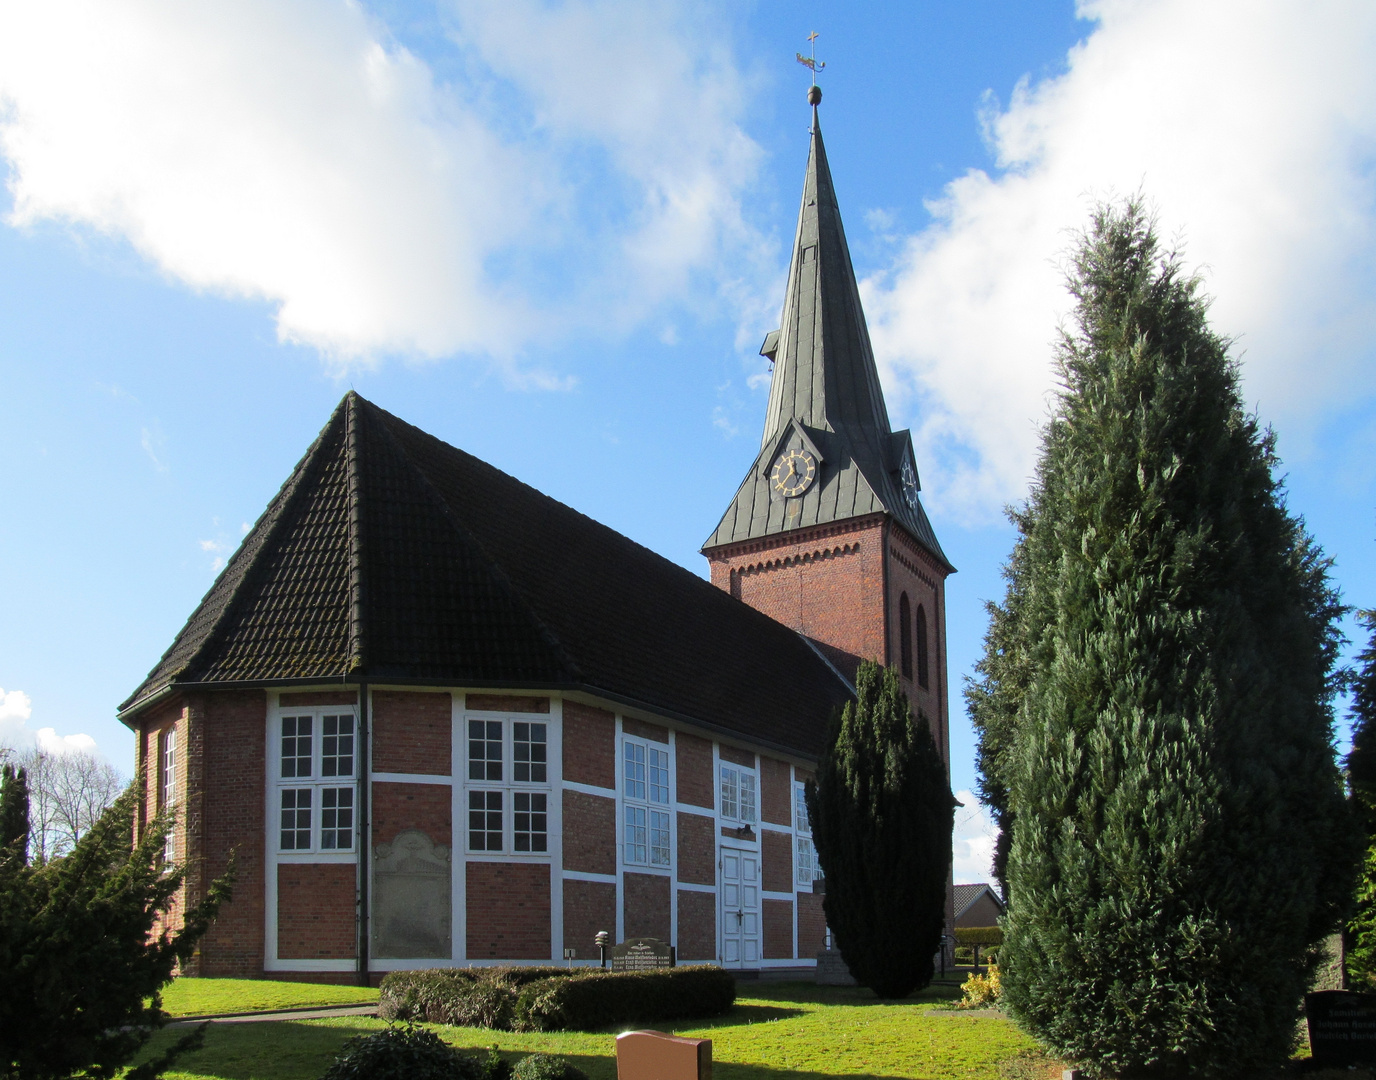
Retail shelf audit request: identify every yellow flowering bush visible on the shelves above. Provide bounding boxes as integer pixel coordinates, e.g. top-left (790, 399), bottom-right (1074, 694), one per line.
top-left (960, 963), bottom-right (1001, 1008)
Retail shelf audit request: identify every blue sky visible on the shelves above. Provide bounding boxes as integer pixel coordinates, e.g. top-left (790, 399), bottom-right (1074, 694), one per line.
top-left (2, 1), bottom-right (1374, 883)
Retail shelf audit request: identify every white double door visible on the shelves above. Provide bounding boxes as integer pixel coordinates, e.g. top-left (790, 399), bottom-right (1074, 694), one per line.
top-left (720, 846), bottom-right (761, 966)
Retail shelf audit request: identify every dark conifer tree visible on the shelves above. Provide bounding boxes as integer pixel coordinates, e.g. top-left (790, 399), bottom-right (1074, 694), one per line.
top-left (0, 764), bottom-right (30, 866)
top-left (1346, 611), bottom-right (1376, 988)
top-left (0, 784), bottom-right (233, 1078)
top-left (975, 199), bottom-right (1357, 1077)
top-left (807, 661), bottom-right (953, 998)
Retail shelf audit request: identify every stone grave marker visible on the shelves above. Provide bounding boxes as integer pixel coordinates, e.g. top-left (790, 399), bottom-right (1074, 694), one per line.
top-left (1306, 990), bottom-right (1376, 1066)
top-left (609, 937), bottom-right (675, 971)
top-left (616, 1030), bottom-right (711, 1080)
top-left (372, 829), bottom-right (451, 959)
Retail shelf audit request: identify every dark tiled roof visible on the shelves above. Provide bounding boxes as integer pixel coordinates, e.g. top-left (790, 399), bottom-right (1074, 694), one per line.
top-left (702, 114), bottom-right (951, 571)
top-left (954, 883), bottom-right (1004, 920)
top-left (122, 394), bottom-right (853, 758)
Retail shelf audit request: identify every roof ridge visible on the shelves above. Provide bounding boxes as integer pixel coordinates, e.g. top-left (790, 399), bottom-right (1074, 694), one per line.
top-left (357, 399), bottom-right (583, 682)
top-left (118, 401), bottom-right (350, 712)
top-left (344, 392), bottom-right (367, 674)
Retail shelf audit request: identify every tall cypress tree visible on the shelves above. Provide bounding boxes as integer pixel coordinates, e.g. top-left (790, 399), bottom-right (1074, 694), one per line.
top-left (1346, 610), bottom-right (1376, 988)
top-left (0, 764), bottom-right (29, 866)
top-left (807, 661), bottom-right (953, 999)
top-left (975, 199), bottom-right (1357, 1077)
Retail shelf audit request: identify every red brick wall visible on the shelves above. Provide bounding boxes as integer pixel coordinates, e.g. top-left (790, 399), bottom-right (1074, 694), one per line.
top-left (718, 744), bottom-right (754, 768)
top-left (622, 716), bottom-right (668, 743)
top-left (563, 790), bottom-right (615, 875)
top-left (957, 894), bottom-right (1003, 928)
top-left (708, 517), bottom-right (888, 681)
top-left (280, 691), bottom-right (358, 707)
top-left (373, 782), bottom-right (452, 849)
top-left (563, 702), bottom-right (615, 789)
top-left (887, 525), bottom-right (950, 765)
top-left (759, 757), bottom-right (791, 826)
top-left (762, 897), bottom-right (794, 960)
top-left (467, 694), bottom-right (550, 713)
top-left (278, 863), bottom-right (356, 960)
top-left (466, 862), bottom-right (551, 959)
top-left (676, 890), bottom-right (716, 961)
top-left (676, 812), bottom-right (714, 886)
top-left (797, 891), bottom-right (826, 955)
top-left (562, 879), bottom-right (615, 961)
top-left (372, 691), bottom-right (451, 775)
top-left (761, 829), bottom-right (792, 894)
top-left (675, 733), bottom-right (714, 809)
top-left (623, 872), bottom-right (671, 941)
top-left (197, 690), bottom-right (268, 976)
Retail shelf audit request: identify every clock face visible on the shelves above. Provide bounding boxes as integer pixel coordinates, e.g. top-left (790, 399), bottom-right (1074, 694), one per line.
top-left (771, 448), bottom-right (817, 498)
top-left (901, 458), bottom-right (919, 510)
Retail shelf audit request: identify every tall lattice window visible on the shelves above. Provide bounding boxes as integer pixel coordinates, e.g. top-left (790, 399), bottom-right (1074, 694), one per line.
top-left (720, 762), bottom-right (756, 825)
top-left (624, 737), bottom-right (671, 867)
top-left (916, 604), bottom-right (930, 689)
top-left (794, 781), bottom-right (822, 886)
top-left (464, 715), bottom-right (550, 854)
top-left (276, 710), bottom-right (356, 853)
top-left (159, 727), bottom-right (176, 862)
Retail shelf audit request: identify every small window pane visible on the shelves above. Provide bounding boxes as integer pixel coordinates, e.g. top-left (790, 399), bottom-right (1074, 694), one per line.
top-left (281, 716), bottom-right (312, 779)
top-left (469, 790), bottom-right (503, 851)
top-left (649, 747), bottom-right (669, 804)
top-left (624, 742), bottom-right (646, 801)
top-left (514, 722), bottom-right (547, 783)
top-left (624, 805), bottom-right (647, 864)
top-left (796, 835), bottom-right (821, 885)
top-left (469, 720), bottom-right (503, 782)
top-left (720, 766), bottom-right (738, 821)
top-left (280, 788), bottom-right (312, 850)
top-left (739, 772), bottom-right (757, 824)
top-left (321, 787), bottom-right (354, 850)
top-left (514, 791), bottom-right (548, 852)
top-left (795, 782), bottom-right (810, 835)
top-left (322, 715), bottom-right (354, 778)
top-left (650, 809), bottom-right (671, 866)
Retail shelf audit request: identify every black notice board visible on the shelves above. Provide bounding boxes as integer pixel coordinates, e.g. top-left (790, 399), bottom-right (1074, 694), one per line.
top-left (1307, 990), bottom-right (1376, 1065)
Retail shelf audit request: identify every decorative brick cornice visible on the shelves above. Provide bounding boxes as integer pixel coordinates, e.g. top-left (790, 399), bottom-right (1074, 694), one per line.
top-left (705, 514), bottom-right (885, 563)
top-left (734, 542), bottom-right (860, 577)
top-left (888, 521), bottom-right (951, 582)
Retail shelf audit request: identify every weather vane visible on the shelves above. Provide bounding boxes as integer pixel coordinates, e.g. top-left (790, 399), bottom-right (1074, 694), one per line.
top-left (796, 31), bottom-right (825, 83)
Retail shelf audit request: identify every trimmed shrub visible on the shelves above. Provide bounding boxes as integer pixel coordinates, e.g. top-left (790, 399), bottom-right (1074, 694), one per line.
top-left (953, 926), bottom-right (1002, 948)
top-left (512, 1054), bottom-right (589, 1080)
top-left (320, 1023), bottom-right (491, 1080)
top-left (379, 966), bottom-right (735, 1032)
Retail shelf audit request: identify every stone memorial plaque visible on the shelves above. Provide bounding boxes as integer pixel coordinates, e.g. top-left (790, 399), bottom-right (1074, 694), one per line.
top-left (616, 1030), bottom-right (711, 1080)
top-left (372, 829), bottom-right (452, 959)
top-left (610, 937), bottom-right (675, 971)
top-left (1306, 990), bottom-right (1376, 1065)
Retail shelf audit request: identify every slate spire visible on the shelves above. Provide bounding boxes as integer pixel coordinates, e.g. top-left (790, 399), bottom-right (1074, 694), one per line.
top-left (703, 91), bottom-right (950, 568)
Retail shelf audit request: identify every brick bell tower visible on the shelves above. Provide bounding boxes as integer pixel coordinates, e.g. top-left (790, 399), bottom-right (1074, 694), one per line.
top-left (702, 86), bottom-right (955, 766)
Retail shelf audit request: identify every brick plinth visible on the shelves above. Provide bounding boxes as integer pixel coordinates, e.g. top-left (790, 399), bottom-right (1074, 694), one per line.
top-left (467, 862), bottom-right (551, 959)
top-left (623, 871), bottom-right (671, 940)
top-left (562, 878), bottom-right (615, 961)
top-left (278, 863), bottom-right (356, 959)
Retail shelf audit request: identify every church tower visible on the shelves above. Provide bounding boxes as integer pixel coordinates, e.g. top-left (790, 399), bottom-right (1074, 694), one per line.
top-left (703, 87), bottom-right (955, 764)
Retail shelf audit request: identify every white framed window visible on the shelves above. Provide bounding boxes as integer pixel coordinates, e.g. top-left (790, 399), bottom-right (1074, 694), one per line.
top-left (719, 763), bottom-right (757, 825)
top-left (464, 715), bottom-right (550, 854)
top-left (274, 711), bottom-right (356, 854)
top-left (159, 727), bottom-right (176, 862)
top-left (623, 737), bottom-right (671, 867)
top-left (794, 781), bottom-right (822, 886)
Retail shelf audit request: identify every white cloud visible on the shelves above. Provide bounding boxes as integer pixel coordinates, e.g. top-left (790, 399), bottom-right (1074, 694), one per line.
top-left (0, 687), bottom-right (100, 757)
top-left (951, 789), bottom-right (998, 886)
top-left (0, 0), bottom-right (765, 371)
top-left (867, 0), bottom-right (1376, 518)
top-left (140, 426), bottom-right (168, 472)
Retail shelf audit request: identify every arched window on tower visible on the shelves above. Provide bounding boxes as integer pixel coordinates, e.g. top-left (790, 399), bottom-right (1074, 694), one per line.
top-left (916, 604), bottom-right (930, 689)
top-left (899, 592), bottom-right (912, 679)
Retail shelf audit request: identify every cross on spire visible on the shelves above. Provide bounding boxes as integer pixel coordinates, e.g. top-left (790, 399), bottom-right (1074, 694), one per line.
top-left (796, 30), bottom-right (825, 83)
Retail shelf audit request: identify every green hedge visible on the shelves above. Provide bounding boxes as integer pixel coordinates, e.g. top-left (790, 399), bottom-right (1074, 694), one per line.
top-left (954, 926), bottom-right (1003, 947)
top-left (379, 966), bottom-right (735, 1032)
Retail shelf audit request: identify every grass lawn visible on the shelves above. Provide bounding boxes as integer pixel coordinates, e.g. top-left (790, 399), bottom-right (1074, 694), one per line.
top-left (141, 980), bottom-right (1045, 1080)
top-left (157, 977), bottom-right (379, 1017)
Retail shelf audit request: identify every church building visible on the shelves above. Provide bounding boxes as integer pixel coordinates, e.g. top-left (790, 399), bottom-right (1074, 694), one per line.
top-left (117, 90), bottom-right (952, 982)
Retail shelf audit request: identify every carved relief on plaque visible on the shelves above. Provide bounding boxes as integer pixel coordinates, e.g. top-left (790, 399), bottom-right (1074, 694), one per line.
top-left (372, 829), bottom-right (452, 959)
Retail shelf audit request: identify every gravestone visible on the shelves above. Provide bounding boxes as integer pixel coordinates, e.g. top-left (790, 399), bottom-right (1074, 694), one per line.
top-left (815, 949), bottom-right (856, 986)
top-left (609, 937), bottom-right (675, 971)
top-left (1306, 990), bottom-right (1376, 1066)
top-left (616, 1030), bottom-right (711, 1080)
top-left (372, 829), bottom-right (451, 959)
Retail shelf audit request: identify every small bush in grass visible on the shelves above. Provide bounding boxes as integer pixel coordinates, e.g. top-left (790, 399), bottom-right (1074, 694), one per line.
top-left (959, 965), bottom-right (1001, 1009)
top-left (379, 966), bottom-right (735, 1032)
top-left (512, 1054), bottom-right (589, 1080)
top-left (320, 1023), bottom-right (491, 1080)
